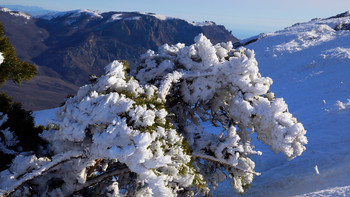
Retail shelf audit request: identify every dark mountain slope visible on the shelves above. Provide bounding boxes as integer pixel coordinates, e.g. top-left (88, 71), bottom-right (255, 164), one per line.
top-left (0, 9), bottom-right (238, 110)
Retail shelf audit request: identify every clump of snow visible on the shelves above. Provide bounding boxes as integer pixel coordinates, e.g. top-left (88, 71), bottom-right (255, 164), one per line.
top-left (0, 52), bottom-right (4, 65)
top-left (0, 113), bottom-right (18, 155)
top-left (0, 7), bottom-right (31, 20)
top-left (314, 165), bottom-right (320, 175)
top-left (321, 47), bottom-right (350, 60)
top-left (335, 99), bottom-right (350, 110)
top-left (0, 113), bottom-right (7, 126)
top-left (1, 128), bottom-right (19, 147)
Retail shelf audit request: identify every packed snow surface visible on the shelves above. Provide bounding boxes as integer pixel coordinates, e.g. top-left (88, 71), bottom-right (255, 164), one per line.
top-left (32, 108), bottom-right (59, 126)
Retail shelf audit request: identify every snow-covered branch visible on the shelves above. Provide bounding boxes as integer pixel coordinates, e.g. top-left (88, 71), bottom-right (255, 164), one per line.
top-left (1, 151), bottom-right (84, 197)
top-left (70, 165), bottom-right (130, 196)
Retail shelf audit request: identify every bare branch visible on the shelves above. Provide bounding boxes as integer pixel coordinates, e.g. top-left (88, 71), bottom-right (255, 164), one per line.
top-left (87, 159), bottom-right (103, 176)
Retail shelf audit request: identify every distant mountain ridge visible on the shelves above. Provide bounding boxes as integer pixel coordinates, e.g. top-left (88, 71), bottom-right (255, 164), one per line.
top-left (0, 5), bottom-right (55, 16)
top-left (0, 7), bottom-right (238, 110)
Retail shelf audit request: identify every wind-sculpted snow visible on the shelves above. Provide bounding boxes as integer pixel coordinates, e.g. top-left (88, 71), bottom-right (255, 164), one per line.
top-left (0, 35), bottom-right (306, 196)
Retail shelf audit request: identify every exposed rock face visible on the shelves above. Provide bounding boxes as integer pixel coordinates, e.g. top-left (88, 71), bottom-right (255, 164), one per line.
top-left (0, 9), bottom-right (238, 110)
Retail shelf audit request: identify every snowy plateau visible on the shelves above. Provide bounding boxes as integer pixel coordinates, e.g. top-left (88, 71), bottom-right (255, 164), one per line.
top-left (25, 11), bottom-right (350, 196)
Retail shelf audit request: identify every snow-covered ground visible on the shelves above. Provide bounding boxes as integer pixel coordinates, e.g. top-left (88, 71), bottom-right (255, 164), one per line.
top-left (33, 12), bottom-right (350, 196)
top-left (295, 185), bottom-right (350, 197)
top-left (32, 108), bottom-right (59, 126)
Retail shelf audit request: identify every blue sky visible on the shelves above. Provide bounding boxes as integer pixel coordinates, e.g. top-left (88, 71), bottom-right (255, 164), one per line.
top-left (1, 0), bottom-right (350, 39)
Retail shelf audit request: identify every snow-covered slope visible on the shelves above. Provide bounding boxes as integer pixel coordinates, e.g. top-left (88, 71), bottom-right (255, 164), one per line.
top-left (0, 7), bottom-right (31, 19)
top-left (214, 11), bottom-right (350, 196)
top-left (295, 185), bottom-right (350, 197)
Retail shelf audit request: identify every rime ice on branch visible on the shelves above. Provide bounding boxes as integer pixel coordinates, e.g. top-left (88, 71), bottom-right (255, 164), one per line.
top-left (135, 34), bottom-right (307, 193)
top-left (0, 34), bottom-right (307, 196)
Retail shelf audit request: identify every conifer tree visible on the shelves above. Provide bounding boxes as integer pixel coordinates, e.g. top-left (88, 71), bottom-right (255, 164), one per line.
top-left (0, 22), bottom-right (37, 86)
top-left (0, 34), bottom-right (307, 196)
top-left (0, 22), bottom-right (44, 173)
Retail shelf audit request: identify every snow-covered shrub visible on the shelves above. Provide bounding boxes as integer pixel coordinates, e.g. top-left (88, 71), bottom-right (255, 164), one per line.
top-left (134, 34), bottom-right (307, 193)
top-left (0, 93), bottom-right (46, 172)
top-left (0, 34), bottom-right (307, 196)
